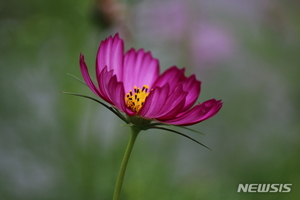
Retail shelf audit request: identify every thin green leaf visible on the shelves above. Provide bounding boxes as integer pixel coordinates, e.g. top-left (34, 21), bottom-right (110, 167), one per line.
top-left (121, 124), bottom-right (132, 127)
top-left (149, 126), bottom-right (211, 150)
top-left (67, 73), bottom-right (87, 86)
top-left (150, 122), bottom-right (169, 126)
top-left (143, 122), bottom-right (169, 128)
top-left (171, 125), bottom-right (206, 135)
top-left (144, 123), bottom-right (205, 135)
top-left (62, 92), bottom-right (129, 124)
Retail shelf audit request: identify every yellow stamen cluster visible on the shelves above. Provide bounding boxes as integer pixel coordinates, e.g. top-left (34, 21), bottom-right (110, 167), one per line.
top-left (125, 85), bottom-right (149, 112)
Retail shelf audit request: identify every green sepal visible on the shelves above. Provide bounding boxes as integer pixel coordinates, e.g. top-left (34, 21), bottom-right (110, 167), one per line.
top-left (67, 73), bottom-right (87, 86)
top-left (62, 92), bottom-right (129, 124)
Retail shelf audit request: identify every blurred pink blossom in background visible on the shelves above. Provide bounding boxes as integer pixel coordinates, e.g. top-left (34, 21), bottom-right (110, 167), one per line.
top-left (132, 0), bottom-right (237, 69)
top-left (133, 0), bottom-right (188, 41)
top-left (190, 23), bottom-right (236, 66)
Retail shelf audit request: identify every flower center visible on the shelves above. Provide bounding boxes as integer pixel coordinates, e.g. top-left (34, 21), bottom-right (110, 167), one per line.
top-left (125, 85), bottom-right (150, 112)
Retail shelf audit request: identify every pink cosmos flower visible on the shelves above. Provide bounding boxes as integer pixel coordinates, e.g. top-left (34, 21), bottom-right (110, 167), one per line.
top-left (79, 34), bottom-right (222, 126)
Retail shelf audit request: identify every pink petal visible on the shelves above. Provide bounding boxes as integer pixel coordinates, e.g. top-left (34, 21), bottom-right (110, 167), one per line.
top-left (181, 75), bottom-right (201, 111)
top-left (79, 54), bottom-right (102, 98)
top-left (107, 75), bottom-right (127, 113)
top-left (125, 107), bottom-right (136, 117)
top-left (160, 99), bottom-right (223, 126)
top-left (152, 66), bottom-right (185, 94)
top-left (138, 84), bottom-right (169, 118)
top-left (97, 66), bottom-right (114, 104)
top-left (123, 48), bottom-right (159, 93)
top-left (155, 84), bottom-right (188, 119)
top-left (96, 33), bottom-right (124, 81)
top-left (95, 66), bottom-right (135, 115)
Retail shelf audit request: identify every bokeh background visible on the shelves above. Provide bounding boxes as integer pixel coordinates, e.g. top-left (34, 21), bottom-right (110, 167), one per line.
top-left (1, 0), bottom-right (299, 199)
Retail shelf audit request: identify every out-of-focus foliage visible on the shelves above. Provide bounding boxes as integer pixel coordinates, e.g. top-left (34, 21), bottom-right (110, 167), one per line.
top-left (0, 0), bottom-right (299, 199)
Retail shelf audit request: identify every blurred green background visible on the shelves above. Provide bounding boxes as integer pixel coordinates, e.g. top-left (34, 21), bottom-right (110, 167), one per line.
top-left (1, 0), bottom-right (300, 199)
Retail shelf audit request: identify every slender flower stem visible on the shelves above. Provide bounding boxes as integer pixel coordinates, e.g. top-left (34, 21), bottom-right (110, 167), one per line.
top-left (113, 126), bottom-right (140, 200)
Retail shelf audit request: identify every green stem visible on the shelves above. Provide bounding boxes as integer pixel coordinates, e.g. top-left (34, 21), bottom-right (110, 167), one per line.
top-left (113, 126), bottom-right (140, 200)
